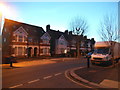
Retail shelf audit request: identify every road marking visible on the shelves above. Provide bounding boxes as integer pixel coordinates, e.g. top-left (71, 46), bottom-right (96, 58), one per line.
top-left (9, 84), bottom-right (23, 88)
top-left (43, 75), bottom-right (52, 79)
top-left (54, 73), bottom-right (62, 76)
top-left (28, 79), bottom-right (40, 84)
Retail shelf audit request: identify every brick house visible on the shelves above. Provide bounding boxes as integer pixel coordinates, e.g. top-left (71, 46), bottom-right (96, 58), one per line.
top-left (63, 30), bottom-right (95, 57)
top-left (40, 32), bottom-right (51, 56)
top-left (2, 19), bottom-right (95, 63)
top-left (46, 25), bottom-right (68, 56)
top-left (2, 19), bottom-right (51, 63)
top-left (46, 25), bottom-right (95, 57)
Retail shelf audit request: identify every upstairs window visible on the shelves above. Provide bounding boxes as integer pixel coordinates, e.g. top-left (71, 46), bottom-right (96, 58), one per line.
top-left (24, 36), bottom-right (27, 42)
top-left (28, 37), bottom-right (32, 42)
top-left (60, 42), bottom-right (64, 45)
top-left (59, 40), bottom-right (65, 45)
top-left (18, 35), bottom-right (23, 42)
top-left (42, 40), bottom-right (49, 44)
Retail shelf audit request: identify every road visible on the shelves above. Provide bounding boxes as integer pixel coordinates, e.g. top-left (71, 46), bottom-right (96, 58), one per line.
top-left (2, 58), bottom-right (87, 88)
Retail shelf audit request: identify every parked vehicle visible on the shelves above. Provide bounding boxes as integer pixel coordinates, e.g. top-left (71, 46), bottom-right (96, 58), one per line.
top-left (91, 41), bottom-right (120, 65)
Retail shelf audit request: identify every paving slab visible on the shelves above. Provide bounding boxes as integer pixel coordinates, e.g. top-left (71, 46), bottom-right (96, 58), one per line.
top-left (100, 79), bottom-right (120, 88)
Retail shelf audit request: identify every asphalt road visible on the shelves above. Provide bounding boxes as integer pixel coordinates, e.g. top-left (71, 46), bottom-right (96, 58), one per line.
top-left (2, 58), bottom-right (87, 88)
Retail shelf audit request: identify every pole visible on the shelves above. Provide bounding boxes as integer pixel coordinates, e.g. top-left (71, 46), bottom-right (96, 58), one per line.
top-left (10, 61), bottom-right (13, 67)
top-left (87, 57), bottom-right (90, 68)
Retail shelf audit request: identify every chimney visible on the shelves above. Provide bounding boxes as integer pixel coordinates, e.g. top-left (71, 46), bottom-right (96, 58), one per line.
top-left (64, 30), bottom-right (68, 34)
top-left (46, 24), bottom-right (50, 31)
top-left (84, 36), bottom-right (87, 39)
top-left (69, 31), bottom-right (72, 35)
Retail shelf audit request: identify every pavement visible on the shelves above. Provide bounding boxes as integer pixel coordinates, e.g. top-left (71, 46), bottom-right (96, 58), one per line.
top-left (67, 61), bottom-right (120, 89)
top-left (1, 57), bottom-right (79, 69)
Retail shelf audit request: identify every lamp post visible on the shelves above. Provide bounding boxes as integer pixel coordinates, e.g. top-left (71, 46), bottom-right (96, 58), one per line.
top-left (85, 39), bottom-right (90, 68)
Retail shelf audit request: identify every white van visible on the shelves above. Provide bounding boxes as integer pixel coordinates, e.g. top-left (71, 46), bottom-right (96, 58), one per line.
top-left (91, 41), bottom-right (120, 65)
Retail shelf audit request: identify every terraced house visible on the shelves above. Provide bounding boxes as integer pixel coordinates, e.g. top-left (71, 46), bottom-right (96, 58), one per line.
top-left (2, 19), bottom-right (95, 63)
top-left (46, 25), bottom-right (95, 57)
top-left (2, 19), bottom-right (51, 63)
top-left (46, 25), bottom-right (68, 56)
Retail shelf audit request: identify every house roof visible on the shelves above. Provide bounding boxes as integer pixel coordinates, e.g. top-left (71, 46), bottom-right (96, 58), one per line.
top-left (47, 29), bottom-right (64, 40)
top-left (4, 19), bottom-right (45, 40)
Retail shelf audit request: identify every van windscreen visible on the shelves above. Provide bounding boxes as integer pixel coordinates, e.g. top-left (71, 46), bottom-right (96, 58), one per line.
top-left (94, 48), bottom-right (109, 54)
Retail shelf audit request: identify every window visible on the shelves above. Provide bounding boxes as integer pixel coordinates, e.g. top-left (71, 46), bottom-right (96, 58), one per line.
top-left (28, 37), bottom-right (32, 42)
top-left (59, 40), bottom-right (64, 45)
top-left (61, 48), bottom-right (64, 53)
top-left (4, 38), bottom-right (6, 42)
top-left (40, 49), bottom-right (43, 53)
top-left (4, 28), bottom-right (7, 32)
top-left (18, 47), bottom-right (22, 56)
top-left (24, 47), bottom-right (27, 54)
top-left (14, 47), bottom-right (17, 55)
top-left (60, 42), bottom-right (63, 45)
top-left (13, 35), bottom-right (17, 41)
top-left (48, 48), bottom-right (50, 53)
top-left (43, 48), bottom-right (47, 54)
top-left (24, 36), bottom-right (27, 42)
top-left (42, 40), bottom-right (49, 44)
top-left (18, 35), bottom-right (23, 42)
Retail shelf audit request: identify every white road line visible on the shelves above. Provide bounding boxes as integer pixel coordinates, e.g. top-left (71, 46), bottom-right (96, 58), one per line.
top-left (54, 73), bottom-right (62, 76)
top-left (43, 75), bottom-right (52, 79)
top-left (9, 84), bottom-right (23, 88)
top-left (28, 79), bottom-right (40, 84)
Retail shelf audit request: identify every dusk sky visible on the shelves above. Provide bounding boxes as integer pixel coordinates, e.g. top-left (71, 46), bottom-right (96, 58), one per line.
top-left (0, 2), bottom-right (118, 41)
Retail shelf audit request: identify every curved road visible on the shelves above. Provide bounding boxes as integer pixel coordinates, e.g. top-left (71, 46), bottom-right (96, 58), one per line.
top-left (3, 58), bottom-right (87, 88)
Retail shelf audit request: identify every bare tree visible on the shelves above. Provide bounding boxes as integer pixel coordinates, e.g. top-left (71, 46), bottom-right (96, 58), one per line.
top-left (99, 14), bottom-right (120, 66)
top-left (69, 16), bottom-right (88, 58)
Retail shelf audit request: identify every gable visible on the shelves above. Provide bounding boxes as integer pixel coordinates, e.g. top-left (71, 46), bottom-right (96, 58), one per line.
top-left (59, 35), bottom-right (67, 42)
top-left (13, 26), bottom-right (28, 36)
top-left (71, 39), bottom-right (76, 44)
top-left (41, 32), bottom-right (51, 40)
top-left (57, 35), bottom-right (68, 46)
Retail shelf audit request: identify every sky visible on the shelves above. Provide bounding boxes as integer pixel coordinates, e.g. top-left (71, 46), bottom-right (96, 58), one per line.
top-left (0, 2), bottom-right (118, 41)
